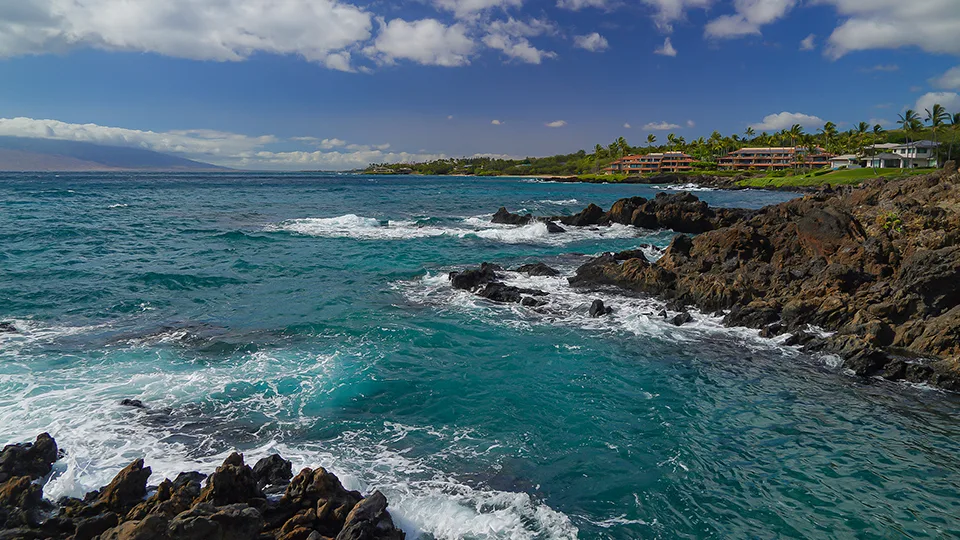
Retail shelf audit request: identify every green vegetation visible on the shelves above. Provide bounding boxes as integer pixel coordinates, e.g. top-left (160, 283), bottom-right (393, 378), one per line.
top-left (738, 168), bottom-right (937, 188)
top-left (366, 101), bottom-right (960, 183)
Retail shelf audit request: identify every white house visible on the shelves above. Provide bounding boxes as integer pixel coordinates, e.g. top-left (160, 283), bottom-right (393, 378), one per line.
top-left (865, 141), bottom-right (939, 168)
top-left (830, 154), bottom-right (862, 170)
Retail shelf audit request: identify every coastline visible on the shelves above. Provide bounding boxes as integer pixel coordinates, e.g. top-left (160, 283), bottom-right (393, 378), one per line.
top-left (483, 165), bottom-right (960, 392)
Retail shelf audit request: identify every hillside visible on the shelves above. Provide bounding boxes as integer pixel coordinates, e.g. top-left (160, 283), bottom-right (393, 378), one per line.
top-left (0, 137), bottom-right (228, 171)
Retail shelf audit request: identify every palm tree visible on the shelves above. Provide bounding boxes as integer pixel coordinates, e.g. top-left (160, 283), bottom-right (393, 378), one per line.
top-left (874, 124), bottom-right (884, 135)
top-left (646, 134), bottom-right (657, 148)
top-left (818, 121), bottom-right (838, 152)
top-left (617, 136), bottom-right (630, 159)
top-left (744, 127), bottom-right (755, 141)
top-left (608, 142), bottom-right (620, 160)
top-left (666, 133), bottom-right (678, 150)
top-left (898, 109), bottom-right (921, 144)
top-left (855, 122), bottom-right (870, 156)
top-left (947, 113), bottom-right (960, 164)
top-left (594, 144), bottom-right (604, 173)
top-left (925, 104), bottom-right (949, 166)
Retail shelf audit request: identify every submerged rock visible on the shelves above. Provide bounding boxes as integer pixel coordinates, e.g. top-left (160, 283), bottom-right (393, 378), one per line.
top-left (544, 221), bottom-right (566, 234)
top-left (515, 263), bottom-right (560, 277)
top-left (449, 263), bottom-right (500, 291)
top-left (120, 399), bottom-right (146, 409)
top-left (0, 323), bottom-right (16, 334)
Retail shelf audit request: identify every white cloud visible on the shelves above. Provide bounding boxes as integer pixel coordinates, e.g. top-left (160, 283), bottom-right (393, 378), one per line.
top-left (821, 0), bottom-right (960, 58)
top-left (240, 149), bottom-right (447, 171)
top-left (433, 0), bottom-right (524, 19)
top-left (916, 92), bottom-right (960, 116)
top-left (368, 18), bottom-right (475, 66)
top-left (654, 37), bottom-right (677, 56)
top-left (545, 120), bottom-right (567, 128)
top-left (482, 33), bottom-right (555, 63)
top-left (491, 120), bottom-right (503, 125)
top-left (931, 66), bottom-right (960, 90)
top-left (556, 0), bottom-right (610, 9)
top-left (644, 121), bottom-right (682, 130)
top-left (869, 118), bottom-right (892, 127)
top-left (686, 120), bottom-right (696, 127)
top-left (705, 0), bottom-right (797, 39)
top-left (624, 123), bottom-right (632, 129)
top-left (862, 64), bottom-right (899, 72)
top-left (574, 32), bottom-right (609, 52)
top-left (0, 0), bottom-right (372, 71)
top-left (482, 17), bottom-right (557, 64)
top-left (0, 116), bottom-right (277, 157)
top-left (749, 111), bottom-right (825, 131)
top-left (800, 33), bottom-right (816, 51)
top-left (0, 116), bottom-right (454, 171)
top-left (640, 0), bottom-right (714, 33)
top-left (447, 115), bottom-right (455, 120)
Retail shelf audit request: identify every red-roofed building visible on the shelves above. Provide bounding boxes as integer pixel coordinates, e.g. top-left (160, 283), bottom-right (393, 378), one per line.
top-left (717, 147), bottom-right (833, 171)
top-left (604, 152), bottom-right (694, 174)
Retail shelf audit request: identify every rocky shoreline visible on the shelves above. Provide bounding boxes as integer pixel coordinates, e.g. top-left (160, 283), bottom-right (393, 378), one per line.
top-left (477, 164), bottom-right (960, 392)
top-left (0, 434), bottom-right (404, 540)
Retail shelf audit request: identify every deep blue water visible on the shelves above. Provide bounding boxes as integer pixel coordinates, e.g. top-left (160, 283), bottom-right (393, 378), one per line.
top-left (1, 172), bottom-right (959, 539)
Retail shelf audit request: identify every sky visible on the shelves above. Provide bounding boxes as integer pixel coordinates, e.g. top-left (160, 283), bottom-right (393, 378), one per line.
top-left (1, 0), bottom-right (959, 170)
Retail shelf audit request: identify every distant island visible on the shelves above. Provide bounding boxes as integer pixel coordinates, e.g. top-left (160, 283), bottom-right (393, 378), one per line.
top-left (364, 107), bottom-right (959, 188)
top-left (0, 136), bottom-right (229, 172)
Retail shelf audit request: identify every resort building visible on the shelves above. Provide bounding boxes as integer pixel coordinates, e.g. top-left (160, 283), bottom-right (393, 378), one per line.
top-left (717, 147), bottom-right (834, 171)
top-left (864, 141), bottom-right (939, 168)
top-left (828, 141), bottom-right (941, 170)
top-left (829, 154), bottom-right (862, 170)
top-left (604, 152), bottom-right (694, 174)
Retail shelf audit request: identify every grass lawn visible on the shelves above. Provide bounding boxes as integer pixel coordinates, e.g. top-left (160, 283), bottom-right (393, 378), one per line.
top-left (737, 168), bottom-right (938, 188)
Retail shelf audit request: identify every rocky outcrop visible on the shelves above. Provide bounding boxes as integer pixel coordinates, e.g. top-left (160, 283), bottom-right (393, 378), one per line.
top-left (450, 263), bottom-right (548, 305)
top-left (492, 207), bottom-right (532, 225)
top-left (515, 263), bottom-right (560, 277)
top-left (568, 171), bottom-right (960, 391)
top-left (0, 435), bottom-right (405, 540)
top-left (0, 433), bottom-right (58, 484)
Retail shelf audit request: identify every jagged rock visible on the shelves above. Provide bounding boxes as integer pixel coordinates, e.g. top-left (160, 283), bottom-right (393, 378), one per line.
top-left (449, 263), bottom-right (499, 291)
top-left (478, 283), bottom-right (547, 304)
top-left (492, 207), bottom-right (532, 225)
top-left (515, 263), bottom-right (560, 277)
top-left (0, 433), bottom-right (58, 484)
top-left (560, 203), bottom-right (605, 227)
top-left (74, 512), bottom-right (120, 540)
top-left (521, 297), bottom-right (546, 307)
top-left (196, 453), bottom-right (261, 507)
top-left (125, 471), bottom-right (206, 520)
top-left (282, 467), bottom-right (361, 536)
top-left (0, 476), bottom-right (45, 528)
top-left (335, 491), bottom-right (404, 540)
top-left (167, 502), bottom-right (263, 540)
top-left (99, 514), bottom-right (170, 540)
top-left (671, 312), bottom-right (694, 326)
top-left (0, 322), bottom-right (16, 334)
top-left (91, 459), bottom-right (152, 515)
top-left (253, 454), bottom-right (294, 492)
top-left (120, 399), bottom-right (146, 409)
top-left (563, 171), bottom-right (960, 390)
top-left (589, 300), bottom-right (611, 318)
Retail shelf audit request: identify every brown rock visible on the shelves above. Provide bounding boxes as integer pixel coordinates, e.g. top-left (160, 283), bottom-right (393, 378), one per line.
top-left (195, 453), bottom-right (261, 507)
top-left (335, 491), bottom-right (404, 540)
top-left (93, 459), bottom-right (152, 515)
top-left (283, 468), bottom-right (361, 536)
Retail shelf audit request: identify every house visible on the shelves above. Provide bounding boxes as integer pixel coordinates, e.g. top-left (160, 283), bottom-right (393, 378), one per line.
top-left (604, 152), bottom-right (694, 174)
top-left (717, 147), bottom-right (834, 171)
top-left (865, 141), bottom-right (939, 168)
top-left (830, 154), bottom-right (862, 170)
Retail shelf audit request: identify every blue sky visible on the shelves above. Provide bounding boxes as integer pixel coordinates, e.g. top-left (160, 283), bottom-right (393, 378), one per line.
top-left (1, 0), bottom-right (959, 170)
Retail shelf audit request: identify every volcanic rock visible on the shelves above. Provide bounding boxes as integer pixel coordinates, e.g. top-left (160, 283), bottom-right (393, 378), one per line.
top-left (515, 263), bottom-right (560, 277)
top-left (492, 207), bottom-right (532, 225)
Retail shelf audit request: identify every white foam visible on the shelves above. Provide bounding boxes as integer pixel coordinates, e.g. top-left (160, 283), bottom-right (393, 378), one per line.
top-left (401, 267), bottom-right (803, 356)
top-left (649, 183), bottom-right (715, 192)
top-left (269, 214), bottom-right (642, 246)
top-left (536, 199), bottom-right (579, 205)
top-left (0, 348), bottom-right (577, 540)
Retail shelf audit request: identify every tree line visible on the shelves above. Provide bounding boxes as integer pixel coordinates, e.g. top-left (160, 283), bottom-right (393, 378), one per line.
top-left (367, 103), bottom-right (960, 176)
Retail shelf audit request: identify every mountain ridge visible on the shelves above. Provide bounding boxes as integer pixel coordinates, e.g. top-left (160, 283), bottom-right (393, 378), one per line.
top-left (0, 136), bottom-right (229, 171)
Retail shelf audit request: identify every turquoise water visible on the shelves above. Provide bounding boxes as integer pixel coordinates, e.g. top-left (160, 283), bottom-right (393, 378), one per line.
top-left (1, 172), bottom-right (959, 539)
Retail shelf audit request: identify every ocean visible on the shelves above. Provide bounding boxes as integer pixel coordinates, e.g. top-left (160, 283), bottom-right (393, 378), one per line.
top-left (1, 172), bottom-right (959, 539)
